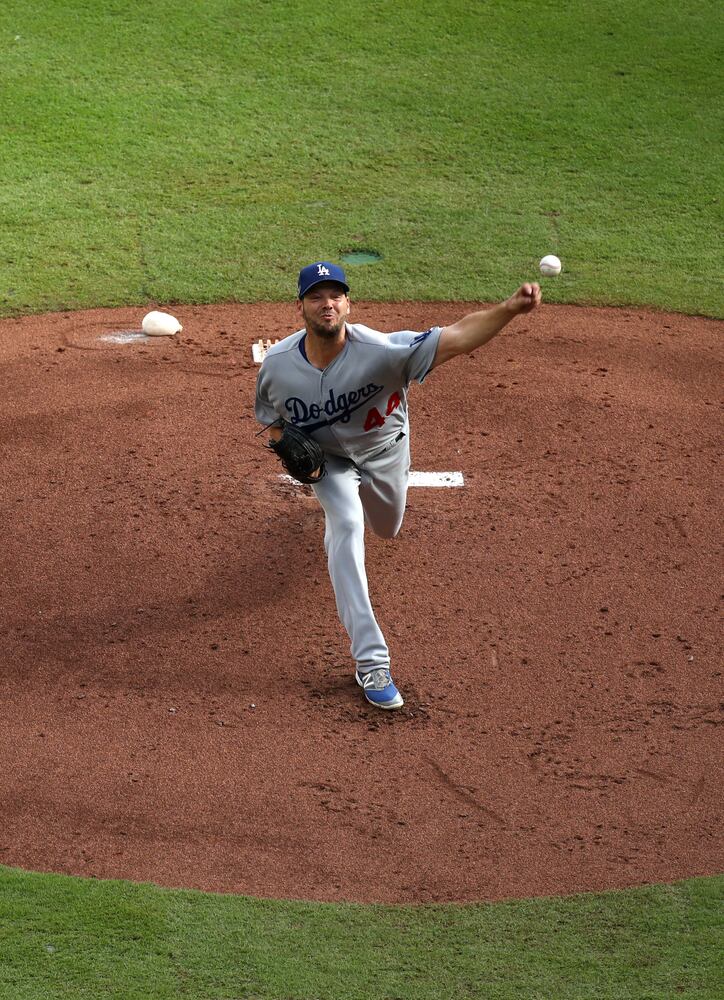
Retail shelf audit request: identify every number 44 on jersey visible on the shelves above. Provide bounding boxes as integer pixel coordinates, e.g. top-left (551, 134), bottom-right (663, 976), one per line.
top-left (363, 392), bottom-right (401, 431)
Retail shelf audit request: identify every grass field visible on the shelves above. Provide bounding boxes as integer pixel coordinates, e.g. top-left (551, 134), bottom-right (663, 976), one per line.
top-left (1, 867), bottom-right (722, 1000)
top-left (0, 1), bottom-right (721, 997)
top-left (1, 0), bottom-right (721, 316)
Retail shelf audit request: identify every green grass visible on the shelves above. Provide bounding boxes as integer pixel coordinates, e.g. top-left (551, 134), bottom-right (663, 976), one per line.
top-left (1, 867), bottom-right (722, 1000)
top-left (0, 2), bottom-right (721, 996)
top-left (0, 0), bottom-right (721, 316)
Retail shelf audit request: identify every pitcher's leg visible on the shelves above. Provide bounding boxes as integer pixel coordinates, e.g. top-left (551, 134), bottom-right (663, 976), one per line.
top-left (359, 434), bottom-right (411, 539)
top-left (312, 458), bottom-right (390, 670)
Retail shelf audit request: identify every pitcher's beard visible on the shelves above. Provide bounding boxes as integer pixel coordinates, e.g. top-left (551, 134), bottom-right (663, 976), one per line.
top-left (303, 310), bottom-right (347, 339)
top-left (312, 320), bottom-right (344, 338)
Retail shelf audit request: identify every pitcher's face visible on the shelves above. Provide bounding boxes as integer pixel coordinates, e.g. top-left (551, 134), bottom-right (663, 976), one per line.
top-left (298, 282), bottom-right (350, 338)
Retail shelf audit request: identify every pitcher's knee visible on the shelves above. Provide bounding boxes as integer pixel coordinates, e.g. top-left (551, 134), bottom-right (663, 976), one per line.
top-left (327, 511), bottom-right (364, 542)
top-left (367, 514), bottom-right (404, 539)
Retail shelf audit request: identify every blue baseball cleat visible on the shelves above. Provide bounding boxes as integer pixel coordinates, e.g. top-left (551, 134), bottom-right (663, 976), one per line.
top-left (355, 667), bottom-right (404, 710)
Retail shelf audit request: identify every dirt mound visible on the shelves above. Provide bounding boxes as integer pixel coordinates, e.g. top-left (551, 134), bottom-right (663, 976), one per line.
top-left (0, 301), bottom-right (721, 903)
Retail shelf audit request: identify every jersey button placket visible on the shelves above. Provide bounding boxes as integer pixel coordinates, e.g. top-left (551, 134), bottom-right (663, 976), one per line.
top-left (319, 370), bottom-right (341, 453)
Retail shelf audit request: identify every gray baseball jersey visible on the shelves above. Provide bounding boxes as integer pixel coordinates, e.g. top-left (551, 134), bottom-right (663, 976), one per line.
top-left (255, 323), bottom-right (442, 465)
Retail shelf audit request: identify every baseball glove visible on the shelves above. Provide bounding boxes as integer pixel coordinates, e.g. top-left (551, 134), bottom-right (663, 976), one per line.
top-left (268, 422), bottom-right (326, 484)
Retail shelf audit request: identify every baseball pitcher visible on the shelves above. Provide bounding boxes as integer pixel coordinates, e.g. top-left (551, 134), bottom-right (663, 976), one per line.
top-left (256, 261), bottom-right (541, 709)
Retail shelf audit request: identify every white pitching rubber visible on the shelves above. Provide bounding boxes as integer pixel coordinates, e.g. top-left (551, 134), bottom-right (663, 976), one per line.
top-left (279, 471), bottom-right (464, 487)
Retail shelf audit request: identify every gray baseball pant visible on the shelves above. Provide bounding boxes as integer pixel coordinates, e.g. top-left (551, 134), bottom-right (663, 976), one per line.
top-left (312, 433), bottom-right (410, 672)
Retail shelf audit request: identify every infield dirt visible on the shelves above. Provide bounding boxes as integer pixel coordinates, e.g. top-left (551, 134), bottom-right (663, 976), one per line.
top-left (0, 301), bottom-right (721, 903)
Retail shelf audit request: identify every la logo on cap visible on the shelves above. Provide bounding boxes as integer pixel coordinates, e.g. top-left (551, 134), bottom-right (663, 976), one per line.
top-left (297, 260), bottom-right (350, 298)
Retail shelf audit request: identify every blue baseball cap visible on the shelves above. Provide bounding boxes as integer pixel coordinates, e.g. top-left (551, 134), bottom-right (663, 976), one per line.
top-left (297, 261), bottom-right (350, 299)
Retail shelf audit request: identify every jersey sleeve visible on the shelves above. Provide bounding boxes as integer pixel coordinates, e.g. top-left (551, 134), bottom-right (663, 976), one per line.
top-left (255, 363), bottom-right (280, 426)
top-left (387, 326), bottom-right (442, 385)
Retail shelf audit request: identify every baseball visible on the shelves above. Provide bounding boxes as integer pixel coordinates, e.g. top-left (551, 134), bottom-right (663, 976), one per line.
top-left (539, 254), bottom-right (562, 277)
top-left (141, 310), bottom-right (183, 336)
